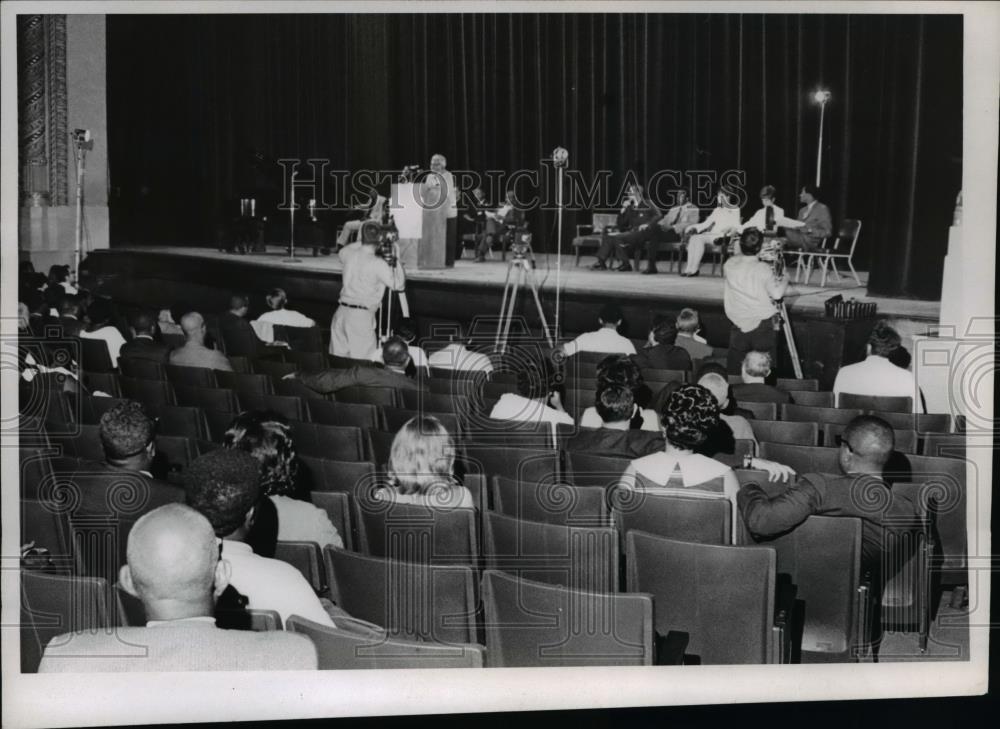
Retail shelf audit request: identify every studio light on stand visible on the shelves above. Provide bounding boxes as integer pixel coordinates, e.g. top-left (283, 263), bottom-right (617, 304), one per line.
top-left (812, 90), bottom-right (831, 187)
top-left (551, 146), bottom-right (569, 342)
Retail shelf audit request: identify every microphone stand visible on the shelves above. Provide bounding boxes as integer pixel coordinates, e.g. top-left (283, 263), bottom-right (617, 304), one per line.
top-left (285, 171), bottom-right (301, 263)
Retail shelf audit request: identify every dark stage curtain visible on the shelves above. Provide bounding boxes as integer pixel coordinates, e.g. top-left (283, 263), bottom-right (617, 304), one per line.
top-left (106, 13), bottom-right (961, 299)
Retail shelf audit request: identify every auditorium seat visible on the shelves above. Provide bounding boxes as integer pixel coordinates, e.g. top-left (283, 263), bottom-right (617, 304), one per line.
top-left (51, 423), bottom-right (105, 462)
top-left (79, 337), bottom-right (116, 373)
top-left (120, 376), bottom-right (175, 409)
top-left (837, 393), bottom-right (913, 413)
top-left (286, 616), bottom-right (485, 669)
top-left (780, 404), bottom-right (863, 426)
top-left (227, 355), bottom-right (253, 374)
top-left (365, 429), bottom-right (394, 466)
top-left (481, 569), bottom-right (655, 667)
top-left (625, 531), bottom-right (788, 664)
top-left (776, 378), bottom-right (820, 392)
top-left (165, 364), bottom-right (218, 388)
top-left (611, 483), bottom-right (731, 545)
top-left (238, 392), bottom-right (307, 421)
top-left (333, 386), bottom-right (400, 408)
top-left (21, 498), bottom-right (75, 570)
top-left (82, 371), bottom-right (122, 398)
top-left (869, 411), bottom-right (951, 434)
top-left (491, 475), bottom-right (608, 527)
top-left (251, 358), bottom-right (298, 380)
top-left (119, 358), bottom-right (167, 381)
top-left (77, 395), bottom-right (129, 424)
top-left (921, 433), bottom-right (966, 459)
top-left (639, 368), bottom-right (689, 386)
top-left (297, 455), bottom-right (377, 495)
top-left (380, 406), bottom-right (459, 437)
top-left (563, 451), bottom-right (631, 490)
top-left (400, 390), bottom-right (470, 415)
top-left (739, 401), bottom-right (778, 421)
top-left (273, 325), bottom-right (324, 353)
top-left (153, 434), bottom-right (198, 472)
top-left (215, 370), bottom-right (274, 396)
top-left (283, 350), bottom-right (328, 371)
top-left (758, 443), bottom-right (842, 475)
top-left (462, 444), bottom-right (560, 485)
top-left (274, 540), bottom-right (326, 595)
top-left (172, 384), bottom-right (239, 414)
top-left (783, 390), bottom-right (835, 408)
top-left (305, 399), bottom-right (381, 430)
top-left (750, 420), bottom-right (820, 447)
top-left (309, 492), bottom-right (355, 551)
top-left (356, 501), bottom-right (479, 568)
top-left (154, 404), bottom-right (212, 441)
top-left (289, 422), bottom-right (365, 461)
top-left (822, 422), bottom-right (917, 453)
top-left (20, 447), bottom-right (59, 500)
top-left (323, 547), bottom-right (479, 645)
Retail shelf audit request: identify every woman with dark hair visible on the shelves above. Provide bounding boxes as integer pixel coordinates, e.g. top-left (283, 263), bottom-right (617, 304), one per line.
top-left (375, 416), bottom-right (473, 508)
top-left (578, 354), bottom-right (659, 431)
top-left (47, 264), bottom-right (78, 294)
top-left (224, 410), bottom-right (344, 548)
top-left (619, 384), bottom-right (740, 518)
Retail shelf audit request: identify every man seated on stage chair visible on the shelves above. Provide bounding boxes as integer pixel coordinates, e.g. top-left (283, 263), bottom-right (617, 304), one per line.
top-left (782, 184), bottom-right (833, 253)
top-left (832, 320), bottom-right (924, 412)
top-left (251, 287), bottom-right (316, 343)
top-left (558, 303), bottom-right (636, 358)
top-left (462, 187), bottom-right (490, 259)
top-left (169, 311), bottom-right (234, 372)
top-left (590, 182), bottom-right (662, 272)
top-left (336, 193), bottom-right (387, 248)
top-left (565, 384), bottom-right (664, 459)
top-left (642, 189), bottom-right (700, 275)
top-left (681, 187), bottom-right (742, 277)
top-left (632, 317), bottom-right (692, 371)
top-left (38, 503), bottom-right (318, 673)
top-left (291, 335), bottom-right (425, 395)
top-left (738, 185), bottom-right (806, 237)
top-left (477, 190), bottom-right (526, 262)
top-left (733, 351), bottom-right (792, 404)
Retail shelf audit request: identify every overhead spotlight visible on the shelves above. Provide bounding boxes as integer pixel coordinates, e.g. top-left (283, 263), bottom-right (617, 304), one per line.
top-left (813, 90), bottom-right (832, 104)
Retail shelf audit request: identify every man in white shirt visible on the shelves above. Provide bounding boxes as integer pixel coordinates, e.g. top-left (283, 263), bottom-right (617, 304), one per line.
top-left (252, 287), bottom-right (316, 343)
top-left (489, 363), bottom-right (574, 427)
top-left (427, 326), bottom-right (494, 373)
top-left (559, 303), bottom-right (636, 357)
top-left (330, 235), bottom-right (406, 358)
top-left (739, 185), bottom-right (806, 235)
top-left (723, 228), bottom-right (788, 374)
top-left (833, 321), bottom-right (923, 412)
top-left (682, 188), bottom-right (742, 276)
top-left (184, 449), bottom-right (335, 627)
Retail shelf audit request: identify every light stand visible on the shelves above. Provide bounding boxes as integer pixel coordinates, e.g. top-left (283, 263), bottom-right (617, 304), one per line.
top-left (551, 147), bottom-right (569, 341)
top-left (72, 130), bottom-right (93, 276)
top-left (813, 90), bottom-right (831, 187)
top-left (285, 170), bottom-right (301, 262)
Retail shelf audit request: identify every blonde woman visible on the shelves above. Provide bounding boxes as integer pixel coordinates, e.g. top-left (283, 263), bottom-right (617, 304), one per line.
top-left (376, 416), bottom-right (473, 509)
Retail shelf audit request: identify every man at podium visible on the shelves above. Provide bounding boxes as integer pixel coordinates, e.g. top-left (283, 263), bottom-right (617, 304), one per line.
top-left (425, 154), bottom-right (459, 264)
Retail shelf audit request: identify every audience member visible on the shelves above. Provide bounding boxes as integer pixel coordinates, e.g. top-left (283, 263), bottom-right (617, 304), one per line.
top-left (56, 295), bottom-right (84, 338)
top-left (559, 304), bottom-right (636, 357)
top-left (98, 401), bottom-right (185, 505)
top-left (578, 354), bottom-right (659, 431)
top-left (38, 504), bottom-right (318, 672)
top-left (489, 360), bottom-right (573, 426)
top-left (674, 308), bottom-right (714, 360)
top-left (168, 312), bottom-right (233, 371)
top-left (120, 310), bottom-right (172, 363)
top-left (183, 449), bottom-right (334, 626)
top-left (565, 384), bottom-right (664, 458)
top-left (47, 264), bottom-right (78, 295)
top-left (371, 320), bottom-right (429, 374)
top-left (223, 411), bottom-right (343, 548)
top-left (832, 321), bottom-right (922, 412)
top-left (697, 372), bottom-right (758, 447)
top-left (157, 308), bottom-right (184, 336)
top-left (632, 318), bottom-right (692, 371)
top-left (79, 298), bottom-right (127, 368)
top-left (251, 288), bottom-right (316, 343)
top-left (733, 351), bottom-right (792, 404)
top-left (375, 416), bottom-right (473, 508)
top-left (427, 325), bottom-right (493, 373)
top-left (294, 336), bottom-right (425, 394)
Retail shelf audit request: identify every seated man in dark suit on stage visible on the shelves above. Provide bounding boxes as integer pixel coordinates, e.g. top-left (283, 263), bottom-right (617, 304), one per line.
top-left (782, 184), bottom-right (834, 253)
top-left (119, 310), bottom-right (172, 364)
top-left (478, 191), bottom-right (526, 262)
top-left (565, 384), bottom-right (664, 459)
top-left (632, 318), bottom-right (693, 372)
top-left (38, 503), bottom-right (318, 672)
top-left (641, 189), bottom-right (700, 275)
top-left (290, 336), bottom-right (425, 395)
top-left (590, 183), bottom-right (663, 272)
top-left (732, 351), bottom-right (791, 404)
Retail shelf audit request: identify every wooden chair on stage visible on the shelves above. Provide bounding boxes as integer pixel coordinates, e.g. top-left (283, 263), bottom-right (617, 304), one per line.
top-left (572, 213), bottom-right (618, 266)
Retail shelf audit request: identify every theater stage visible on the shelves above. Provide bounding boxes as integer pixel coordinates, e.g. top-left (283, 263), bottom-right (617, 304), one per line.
top-left (83, 245), bottom-right (941, 388)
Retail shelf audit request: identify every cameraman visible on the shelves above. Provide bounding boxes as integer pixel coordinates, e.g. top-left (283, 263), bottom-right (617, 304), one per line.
top-left (723, 227), bottom-right (788, 375)
top-left (329, 231), bottom-right (405, 359)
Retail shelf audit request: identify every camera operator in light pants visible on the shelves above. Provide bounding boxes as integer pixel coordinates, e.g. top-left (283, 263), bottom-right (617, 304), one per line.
top-left (330, 234), bottom-right (406, 359)
top-left (722, 227), bottom-right (789, 375)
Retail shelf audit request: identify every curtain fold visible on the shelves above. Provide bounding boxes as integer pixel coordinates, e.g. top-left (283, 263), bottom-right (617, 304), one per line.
top-left (106, 13), bottom-right (961, 299)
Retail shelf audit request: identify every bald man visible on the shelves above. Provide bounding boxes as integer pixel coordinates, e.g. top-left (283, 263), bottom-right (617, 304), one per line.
top-left (38, 504), bottom-right (317, 672)
top-left (732, 350), bottom-right (791, 404)
top-left (168, 311), bottom-right (233, 371)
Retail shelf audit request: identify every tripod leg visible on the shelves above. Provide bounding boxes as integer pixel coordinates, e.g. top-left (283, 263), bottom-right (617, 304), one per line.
top-left (496, 265), bottom-right (515, 351)
top-left (525, 268), bottom-right (554, 347)
top-left (500, 267), bottom-right (521, 353)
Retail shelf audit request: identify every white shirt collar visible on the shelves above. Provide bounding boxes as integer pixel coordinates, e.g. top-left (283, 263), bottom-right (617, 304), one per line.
top-left (146, 616), bottom-right (216, 628)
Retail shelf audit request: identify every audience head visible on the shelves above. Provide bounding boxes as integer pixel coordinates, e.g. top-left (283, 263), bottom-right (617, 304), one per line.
top-left (867, 321), bottom-right (902, 359)
top-left (223, 411), bottom-right (299, 498)
top-left (130, 309), bottom-right (157, 338)
top-left (799, 184), bottom-right (820, 203)
top-left (265, 288), bottom-right (288, 311)
top-left (676, 308), bottom-right (701, 336)
top-left (388, 416), bottom-right (456, 496)
top-left (661, 384), bottom-right (720, 451)
top-left (99, 400), bottom-right (157, 470)
top-left (595, 353), bottom-right (643, 392)
top-left (838, 415), bottom-right (895, 476)
top-left (59, 295), bottom-right (81, 319)
top-left (760, 185), bottom-right (777, 205)
top-left (382, 336), bottom-right (411, 370)
top-left (649, 317), bottom-right (679, 347)
top-left (742, 351), bottom-right (773, 382)
top-left (184, 449), bottom-right (262, 540)
top-left (85, 298), bottom-right (113, 330)
top-left (229, 295), bottom-right (249, 317)
top-left (598, 303), bottom-right (624, 329)
top-left (739, 227), bottom-right (764, 256)
top-left (180, 312), bottom-right (207, 343)
top-left (888, 344), bottom-right (912, 370)
top-left (395, 319), bottom-right (417, 344)
top-left (696, 372), bottom-right (730, 409)
top-left (158, 308), bottom-right (178, 326)
top-left (118, 504), bottom-right (230, 621)
top-left (48, 264), bottom-right (70, 286)
top-left (595, 384), bottom-right (636, 425)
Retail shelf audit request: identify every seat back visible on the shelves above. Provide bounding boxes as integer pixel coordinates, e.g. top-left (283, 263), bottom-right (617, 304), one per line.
top-left (837, 393), bottom-right (912, 413)
top-left (119, 357), bottom-right (167, 381)
top-left (286, 616), bottom-right (485, 669)
top-left (252, 358), bottom-right (299, 380)
top-left (739, 401), bottom-right (778, 420)
top-left (153, 434), bottom-right (198, 473)
top-left (323, 547), bottom-right (479, 644)
top-left (273, 325), bottom-right (324, 352)
top-left (165, 364), bottom-right (218, 388)
top-left (750, 420), bottom-right (819, 447)
top-left (563, 450), bottom-right (632, 490)
top-left (283, 350), bottom-right (328, 371)
top-left (777, 378), bottom-right (819, 392)
top-left (238, 392), bottom-right (307, 421)
top-left (22, 498), bottom-right (75, 569)
top-left (334, 386), bottom-right (400, 408)
top-left (309, 492), bottom-right (354, 551)
top-left (758, 442), bottom-right (842, 474)
top-left (274, 540), bottom-right (326, 595)
top-left (591, 212), bottom-right (618, 233)
top-left (120, 376), bottom-right (176, 409)
top-left (780, 404), bottom-right (862, 425)
top-left (921, 433), bottom-right (966, 459)
top-left (215, 370), bottom-right (274, 396)
top-left (77, 395), bottom-right (130, 425)
top-left (626, 531), bottom-right (777, 664)
top-left (307, 399), bottom-right (381, 430)
top-left (381, 407), bottom-right (461, 438)
top-left (155, 404), bottom-right (211, 441)
top-left (481, 569), bottom-right (653, 667)
top-left (400, 390), bottom-right (469, 414)
top-left (785, 390), bottom-right (835, 408)
top-left (462, 445), bottom-right (560, 485)
top-left (356, 501), bottom-right (479, 567)
top-left (870, 411), bottom-right (952, 434)
top-left (491, 475), bottom-right (608, 527)
top-left (172, 384), bottom-right (239, 413)
top-left (289, 422), bottom-right (365, 461)
top-left (79, 336), bottom-right (115, 373)
top-left (51, 423), bottom-right (105, 462)
top-left (836, 218), bottom-right (862, 255)
top-left (612, 486), bottom-right (731, 545)
top-left (639, 368), bottom-right (688, 386)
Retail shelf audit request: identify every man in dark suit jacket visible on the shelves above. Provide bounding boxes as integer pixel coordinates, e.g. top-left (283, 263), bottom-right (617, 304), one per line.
top-left (39, 503), bottom-right (317, 672)
top-left (782, 184), bottom-right (834, 253)
top-left (632, 319), bottom-right (693, 372)
top-left (565, 385), bottom-right (664, 459)
top-left (119, 310), bottom-right (172, 363)
top-left (293, 336), bottom-right (426, 395)
top-left (217, 294), bottom-right (280, 358)
top-left (56, 296), bottom-right (84, 338)
top-left (591, 183), bottom-right (663, 272)
top-left (732, 351), bottom-right (792, 404)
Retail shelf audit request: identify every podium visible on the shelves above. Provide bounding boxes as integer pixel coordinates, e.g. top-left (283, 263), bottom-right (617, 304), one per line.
top-left (392, 182), bottom-right (448, 269)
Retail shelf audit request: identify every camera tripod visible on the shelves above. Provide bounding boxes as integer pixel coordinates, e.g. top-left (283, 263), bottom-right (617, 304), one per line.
top-left (772, 298), bottom-right (804, 379)
top-left (377, 241), bottom-right (410, 343)
top-left (495, 251), bottom-right (554, 354)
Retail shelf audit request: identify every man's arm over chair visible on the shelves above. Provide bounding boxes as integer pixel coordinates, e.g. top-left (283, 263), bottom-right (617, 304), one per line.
top-left (297, 367), bottom-right (357, 395)
top-left (737, 476), bottom-right (820, 537)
